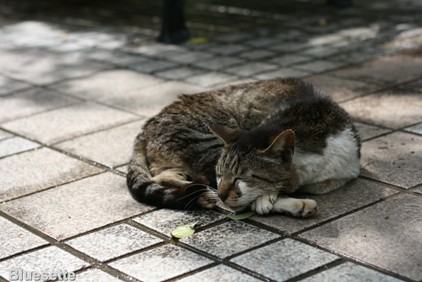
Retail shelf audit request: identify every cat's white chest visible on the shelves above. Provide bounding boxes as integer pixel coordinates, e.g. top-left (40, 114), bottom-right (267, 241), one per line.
top-left (292, 127), bottom-right (360, 185)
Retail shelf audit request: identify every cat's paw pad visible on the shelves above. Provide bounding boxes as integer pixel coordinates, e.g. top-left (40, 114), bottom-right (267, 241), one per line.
top-left (196, 189), bottom-right (218, 209)
top-left (294, 199), bottom-right (317, 218)
top-left (251, 193), bottom-right (278, 215)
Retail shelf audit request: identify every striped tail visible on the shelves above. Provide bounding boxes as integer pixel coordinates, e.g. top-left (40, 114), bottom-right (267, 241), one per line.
top-left (126, 135), bottom-right (213, 209)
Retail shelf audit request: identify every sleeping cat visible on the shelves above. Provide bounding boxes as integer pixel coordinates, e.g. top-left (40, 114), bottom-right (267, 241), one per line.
top-left (127, 78), bottom-right (361, 217)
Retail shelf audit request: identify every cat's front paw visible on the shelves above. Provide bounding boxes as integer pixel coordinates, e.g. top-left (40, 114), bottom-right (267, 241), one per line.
top-left (196, 188), bottom-right (218, 209)
top-left (251, 193), bottom-right (278, 215)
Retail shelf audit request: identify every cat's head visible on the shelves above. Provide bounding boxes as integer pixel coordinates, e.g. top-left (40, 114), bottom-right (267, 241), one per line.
top-left (209, 124), bottom-right (298, 211)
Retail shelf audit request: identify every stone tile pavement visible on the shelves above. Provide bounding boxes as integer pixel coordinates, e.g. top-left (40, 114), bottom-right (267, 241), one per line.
top-left (0, 0), bottom-right (421, 281)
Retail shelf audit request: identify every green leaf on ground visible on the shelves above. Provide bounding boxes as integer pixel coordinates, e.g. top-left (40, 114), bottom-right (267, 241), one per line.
top-left (226, 211), bottom-right (256, 221)
top-left (171, 222), bottom-right (197, 239)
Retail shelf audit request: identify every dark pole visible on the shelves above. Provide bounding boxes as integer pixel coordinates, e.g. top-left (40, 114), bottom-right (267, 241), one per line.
top-left (157, 0), bottom-right (191, 44)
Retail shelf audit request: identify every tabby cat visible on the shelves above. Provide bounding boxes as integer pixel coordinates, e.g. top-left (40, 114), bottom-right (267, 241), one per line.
top-left (127, 78), bottom-right (361, 217)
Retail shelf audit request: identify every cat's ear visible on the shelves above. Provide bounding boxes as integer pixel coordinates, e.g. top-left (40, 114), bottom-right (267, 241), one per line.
top-left (208, 124), bottom-right (243, 146)
top-left (260, 129), bottom-right (295, 154)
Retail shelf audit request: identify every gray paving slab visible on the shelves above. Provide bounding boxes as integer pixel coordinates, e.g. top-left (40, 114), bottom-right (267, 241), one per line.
top-left (2, 102), bottom-right (138, 145)
top-left (341, 89), bottom-right (422, 129)
top-left (1, 172), bottom-right (153, 240)
top-left (251, 179), bottom-right (398, 234)
top-left (129, 59), bottom-right (177, 74)
top-left (0, 246), bottom-right (88, 280)
top-left (239, 50), bottom-right (275, 60)
top-left (361, 132), bottom-right (422, 189)
top-left (100, 81), bottom-right (204, 118)
top-left (74, 269), bottom-right (121, 282)
top-left (0, 136), bottom-right (40, 158)
top-left (0, 50), bottom-right (107, 85)
top-left (0, 216), bottom-right (48, 259)
top-left (404, 123), bottom-right (422, 135)
top-left (176, 265), bottom-right (261, 282)
top-left (191, 56), bottom-right (243, 71)
top-left (181, 221), bottom-right (280, 259)
top-left (302, 262), bottom-right (402, 282)
top-left (329, 53), bottom-right (422, 84)
top-left (0, 148), bottom-right (102, 202)
top-left (255, 68), bottom-right (310, 80)
top-left (300, 194), bottom-right (422, 281)
top-left (293, 60), bottom-right (345, 74)
top-left (0, 88), bottom-right (80, 123)
top-left (109, 244), bottom-right (212, 282)
top-left (55, 120), bottom-right (144, 168)
top-left (0, 76), bottom-right (30, 96)
top-left (66, 224), bottom-right (162, 262)
top-left (133, 209), bottom-right (225, 237)
top-left (354, 122), bottom-right (391, 141)
top-left (231, 238), bottom-right (338, 281)
top-left (185, 72), bottom-right (238, 88)
top-left (50, 69), bottom-right (163, 100)
top-left (304, 74), bottom-right (380, 102)
top-left (267, 54), bottom-right (311, 67)
top-left (208, 44), bottom-right (250, 56)
top-left (0, 129), bottom-right (13, 141)
top-left (156, 66), bottom-right (205, 80)
top-left (226, 62), bottom-right (278, 77)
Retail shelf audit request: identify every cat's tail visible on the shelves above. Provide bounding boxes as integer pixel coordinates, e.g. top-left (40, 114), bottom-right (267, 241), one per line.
top-left (126, 134), bottom-right (214, 209)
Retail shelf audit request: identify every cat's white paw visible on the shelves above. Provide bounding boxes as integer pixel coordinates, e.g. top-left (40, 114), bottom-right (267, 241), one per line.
top-left (251, 193), bottom-right (278, 215)
top-left (272, 198), bottom-right (317, 218)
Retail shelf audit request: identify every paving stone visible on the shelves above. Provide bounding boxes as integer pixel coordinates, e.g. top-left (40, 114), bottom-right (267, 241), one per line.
top-left (181, 221), bottom-right (279, 258)
top-left (0, 148), bottom-right (101, 202)
top-left (0, 137), bottom-right (40, 158)
top-left (267, 54), bottom-right (311, 67)
top-left (1, 172), bottom-right (152, 240)
top-left (0, 88), bottom-right (80, 123)
top-left (361, 132), bottom-right (422, 189)
top-left (177, 265), bottom-right (261, 282)
top-left (400, 78), bottom-right (422, 92)
top-left (255, 68), bottom-right (309, 80)
top-left (0, 246), bottom-right (89, 280)
top-left (341, 89), bottom-right (422, 129)
top-left (404, 123), bottom-right (422, 135)
top-left (226, 62), bottom-right (278, 77)
top-left (109, 244), bottom-right (212, 281)
top-left (166, 50), bottom-right (213, 64)
top-left (301, 46), bottom-right (342, 58)
top-left (129, 59), bottom-right (177, 74)
top-left (304, 75), bottom-right (379, 102)
top-left (50, 70), bottom-right (163, 100)
top-left (231, 239), bottom-right (338, 281)
top-left (2, 102), bottom-right (138, 144)
top-left (66, 224), bottom-right (162, 262)
top-left (412, 185), bottom-right (422, 195)
top-left (302, 262), bottom-right (402, 282)
top-left (354, 122), bottom-right (391, 141)
top-left (244, 37), bottom-right (279, 48)
top-left (0, 50), bottom-right (107, 85)
top-left (74, 269), bottom-right (121, 282)
top-left (239, 50), bottom-right (274, 60)
top-left (208, 44), bottom-right (249, 55)
top-left (191, 56), bottom-right (243, 71)
top-left (300, 194), bottom-right (422, 281)
top-left (185, 72), bottom-right (238, 88)
top-left (216, 33), bottom-right (252, 43)
top-left (251, 179), bottom-right (398, 234)
top-left (293, 60), bottom-right (344, 73)
top-left (55, 120), bottom-right (144, 168)
top-left (269, 41), bottom-right (309, 52)
top-left (133, 209), bottom-right (225, 237)
top-left (0, 216), bottom-right (48, 259)
top-left (100, 81), bottom-right (204, 118)
top-left (116, 165), bottom-right (128, 174)
top-left (0, 76), bottom-right (30, 96)
top-left (329, 53), bottom-right (422, 84)
top-left (156, 66), bottom-right (205, 80)
top-left (88, 52), bottom-right (148, 67)
top-left (0, 129), bottom-right (13, 141)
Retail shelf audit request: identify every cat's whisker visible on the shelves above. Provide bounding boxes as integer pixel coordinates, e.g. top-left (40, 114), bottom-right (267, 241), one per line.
top-left (177, 188), bottom-right (208, 202)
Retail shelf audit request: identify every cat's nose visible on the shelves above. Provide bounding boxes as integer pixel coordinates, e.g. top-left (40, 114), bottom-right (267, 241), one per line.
top-left (217, 182), bottom-right (231, 202)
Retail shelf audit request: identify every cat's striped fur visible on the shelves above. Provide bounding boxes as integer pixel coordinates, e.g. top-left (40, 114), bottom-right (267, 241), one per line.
top-left (127, 78), bottom-right (361, 215)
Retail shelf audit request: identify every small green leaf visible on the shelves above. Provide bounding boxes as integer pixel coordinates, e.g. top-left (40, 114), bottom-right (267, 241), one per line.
top-left (227, 211), bottom-right (256, 221)
top-left (171, 222), bottom-right (197, 239)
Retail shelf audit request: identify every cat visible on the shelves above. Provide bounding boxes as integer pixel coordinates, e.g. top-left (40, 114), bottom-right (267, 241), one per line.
top-left (127, 78), bottom-right (361, 217)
